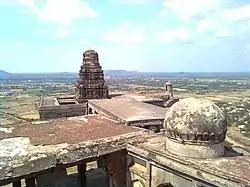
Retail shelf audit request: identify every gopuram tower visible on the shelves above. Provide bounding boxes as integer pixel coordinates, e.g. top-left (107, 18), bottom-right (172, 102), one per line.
top-left (75, 50), bottom-right (109, 103)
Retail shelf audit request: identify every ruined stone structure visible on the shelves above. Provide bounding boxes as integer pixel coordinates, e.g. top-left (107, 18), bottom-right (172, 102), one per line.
top-left (75, 50), bottom-right (109, 103)
top-left (88, 96), bottom-right (166, 132)
top-left (39, 49), bottom-right (179, 122)
top-left (162, 81), bottom-right (179, 108)
top-left (38, 95), bottom-right (87, 120)
top-left (30, 50), bottom-right (250, 187)
top-left (128, 98), bottom-right (250, 187)
top-left (38, 50), bottom-right (109, 120)
top-left (165, 81), bottom-right (173, 98)
top-left (1, 98), bottom-right (250, 187)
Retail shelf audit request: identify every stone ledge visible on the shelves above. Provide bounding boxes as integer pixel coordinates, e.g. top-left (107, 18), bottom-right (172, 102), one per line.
top-left (0, 130), bottom-right (148, 185)
top-left (127, 136), bottom-right (250, 187)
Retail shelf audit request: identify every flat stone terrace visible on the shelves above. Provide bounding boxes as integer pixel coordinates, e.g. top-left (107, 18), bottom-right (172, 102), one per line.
top-left (0, 115), bottom-right (147, 185)
top-left (39, 95), bottom-right (57, 106)
top-left (39, 93), bottom-right (125, 108)
top-left (39, 94), bottom-right (77, 107)
top-left (127, 134), bottom-right (250, 187)
top-left (125, 94), bottom-right (163, 103)
top-left (88, 96), bottom-right (166, 126)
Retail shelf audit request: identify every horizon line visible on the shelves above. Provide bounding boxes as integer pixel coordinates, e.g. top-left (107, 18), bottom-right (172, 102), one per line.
top-left (2, 71), bottom-right (250, 74)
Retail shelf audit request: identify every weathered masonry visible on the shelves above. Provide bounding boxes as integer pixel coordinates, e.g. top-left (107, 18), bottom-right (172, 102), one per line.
top-left (38, 49), bottom-right (180, 135)
top-left (38, 49), bottom-right (178, 123)
top-left (1, 100), bottom-right (250, 187)
top-left (75, 50), bottom-right (109, 103)
top-left (0, 115), bottom-right (145, 187)
top-left (25, 49), bottom-right (250, 186)
top-left (38, 95), bottom-right (87, 120)
top-left (38, 49), bottom-right (110, 121)
top-left (88, 96), bottom-right (166, 132)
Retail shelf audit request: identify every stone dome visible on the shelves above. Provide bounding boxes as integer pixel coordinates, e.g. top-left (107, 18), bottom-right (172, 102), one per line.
top-left (164, 97), bottom-right (228, 158)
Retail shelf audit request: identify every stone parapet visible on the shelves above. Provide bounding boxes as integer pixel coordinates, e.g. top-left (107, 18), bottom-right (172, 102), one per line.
top-left (39, 103), bottom-right (87, 120)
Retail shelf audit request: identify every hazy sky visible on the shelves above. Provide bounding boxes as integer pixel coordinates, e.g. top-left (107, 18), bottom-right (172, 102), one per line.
top-left (1, 0), bottom-right (250, 73)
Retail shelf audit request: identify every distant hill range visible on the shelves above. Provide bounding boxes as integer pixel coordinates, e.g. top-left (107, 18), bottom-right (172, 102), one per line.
top-left (0, 70), bottom-right (141, 79)
top-left (1, 69), bottom-right (250, 80)
top-left (0, 70), bottom-right (11, 78)
top-left (104, 70), bottom-right (140, 76)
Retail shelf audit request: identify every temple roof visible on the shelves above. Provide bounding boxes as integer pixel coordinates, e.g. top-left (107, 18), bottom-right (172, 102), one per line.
top-left (0, 115), bottom-right (147, 184)
top-left (88, 96), bottom-right (166, 126)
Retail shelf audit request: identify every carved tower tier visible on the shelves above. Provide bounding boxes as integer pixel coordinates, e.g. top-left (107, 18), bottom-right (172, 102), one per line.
top-left (75, 50), bottom-right (109, 103)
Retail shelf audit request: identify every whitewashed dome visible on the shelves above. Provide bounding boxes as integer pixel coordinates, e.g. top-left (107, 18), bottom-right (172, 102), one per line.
top-left (164, 97), bottom-right (227, 158)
